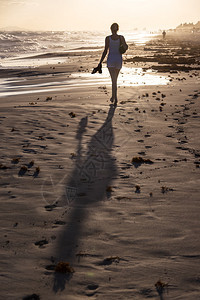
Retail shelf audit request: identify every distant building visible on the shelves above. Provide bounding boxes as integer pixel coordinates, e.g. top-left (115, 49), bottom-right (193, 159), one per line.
top-left (176, 21), bottom-right (200, 32)
top-left (195, 21), bottom-right (200, 29)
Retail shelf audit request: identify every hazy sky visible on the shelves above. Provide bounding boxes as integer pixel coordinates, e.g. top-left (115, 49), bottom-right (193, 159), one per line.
top-left (0, 0), bottom-right (200, 31)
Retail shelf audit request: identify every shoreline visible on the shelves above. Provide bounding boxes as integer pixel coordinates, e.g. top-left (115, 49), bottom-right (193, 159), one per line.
top-left (0, 66), bottom-right (170, 98)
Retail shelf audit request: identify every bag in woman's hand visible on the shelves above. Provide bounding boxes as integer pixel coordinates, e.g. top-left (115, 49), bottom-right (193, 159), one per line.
top-left (119, 44), bottom-right (126, 54)
top-left (119, 36), bottom-right (127, 54)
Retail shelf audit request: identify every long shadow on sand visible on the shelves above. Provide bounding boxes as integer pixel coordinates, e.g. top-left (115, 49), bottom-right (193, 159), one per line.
top-left (53, 104), bottom-right (118, 292)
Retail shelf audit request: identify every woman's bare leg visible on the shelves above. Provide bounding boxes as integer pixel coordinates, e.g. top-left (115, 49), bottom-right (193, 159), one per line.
top-left (108, 67), bottom-right (120, 103)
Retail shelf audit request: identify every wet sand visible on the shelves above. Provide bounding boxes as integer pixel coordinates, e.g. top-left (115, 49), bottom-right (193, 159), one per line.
top-left (0, 34), bottom-right (200, 299)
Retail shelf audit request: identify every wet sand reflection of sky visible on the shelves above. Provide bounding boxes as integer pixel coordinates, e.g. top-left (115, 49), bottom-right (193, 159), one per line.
top-left (0, 67), bottom-right (169, 97)
top-left (74, 66), bottom-right (169, 87)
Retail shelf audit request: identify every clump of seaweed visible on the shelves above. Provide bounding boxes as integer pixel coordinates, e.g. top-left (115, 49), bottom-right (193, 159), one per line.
top-left (29, 160), bottom-right (34, 167)
top-left (55, 262), bottom-right (75, 273)
top-left (33, 166), bottom-right (40, 178)
top-left (155, 280), bottom-right (168, 297)
top-left (35, 166), bottom-right (40, 173)
top-left (0, 163), bottom-right (9, 170)
top-left (69, 112), bottom-right (76, 118)
top-left (34, 239), bottom-right (48, 247)
top-left (131, 156), bottom-right (153, 168)
top-left (18, 165), bottom-right (28, 176)
top-left (38, 136), bottom-right (45, 140)
top-left (11, 157), bottom-right (20, 164)
top-left (106, 186), bottom-right (113, 192)
top-left (132, 157), bottom-right (153, 164)
top-left (135, 185), bottom-right (141, 193)
top-left (23, 293), bottom-right (40, 300)
top-left (161, 186), bottom-right (174, 193)
top-left (46, 96), bottom-right (52, 101)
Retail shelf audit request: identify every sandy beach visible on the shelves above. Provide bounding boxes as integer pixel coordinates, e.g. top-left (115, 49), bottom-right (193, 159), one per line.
top-left (0, 33), bottom-right (200, 300)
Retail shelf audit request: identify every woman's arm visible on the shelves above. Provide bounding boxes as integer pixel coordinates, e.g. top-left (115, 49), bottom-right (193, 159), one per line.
top-left (99, 36), bottom-right (109, 64)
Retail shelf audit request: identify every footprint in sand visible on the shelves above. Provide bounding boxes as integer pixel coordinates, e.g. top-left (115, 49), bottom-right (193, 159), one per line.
top-left (87, 284), bottom-right (99, 290)
top-left (45, 264), bottom-right (56, 271)
top-left (138, 151), bottom-right (146, 155)
top-left (45, 204), bottom-right (57, 211)
top-left (54, 220), bottom-right (66, 225)
top-left (23, 149), bottom-right (37, 154)
top-left (86, 284), bottom-right (99, 297)
top-left (179, 140), bottom-right (188, 144)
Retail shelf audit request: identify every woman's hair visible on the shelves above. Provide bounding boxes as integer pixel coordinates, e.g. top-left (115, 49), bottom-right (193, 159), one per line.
top-left (110, 23), bottom-right (119, 33)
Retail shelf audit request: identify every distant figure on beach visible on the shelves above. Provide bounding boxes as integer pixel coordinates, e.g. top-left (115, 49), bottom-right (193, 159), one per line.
top-left (162, 30), bottom-right (166, 39)
top-left (93, 23), bottom-right (128, 105)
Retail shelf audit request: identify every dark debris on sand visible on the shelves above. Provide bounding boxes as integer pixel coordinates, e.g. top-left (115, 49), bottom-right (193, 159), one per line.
top-left (125, 38), bottom-right (200, 73)
top-left (34, 239), bottom-right (48, 247)
top-left (54, 261), bottom-right (75, 273)
top-left (131, 156), bottom-right (154, 168)
top-left (22, 294), bottom-right (40, 300)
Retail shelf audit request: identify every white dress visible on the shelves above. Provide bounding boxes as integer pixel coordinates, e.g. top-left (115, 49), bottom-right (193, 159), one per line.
top-left (107, 36), bottom-right (122, 70)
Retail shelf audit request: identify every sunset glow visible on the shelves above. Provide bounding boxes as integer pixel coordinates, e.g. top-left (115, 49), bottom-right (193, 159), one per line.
top-left (0, 0), bottom-right (200, 31)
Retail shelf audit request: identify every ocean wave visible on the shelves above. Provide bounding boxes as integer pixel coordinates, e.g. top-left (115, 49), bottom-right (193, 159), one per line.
top-left (0, 30), bottom-right (156, 67)
top-left (0, 31), bottom-right (104, 59)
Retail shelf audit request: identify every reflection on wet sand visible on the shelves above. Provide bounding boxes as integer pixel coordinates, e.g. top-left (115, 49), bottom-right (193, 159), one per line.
top-left (0, 67), bottom-right (169, 97)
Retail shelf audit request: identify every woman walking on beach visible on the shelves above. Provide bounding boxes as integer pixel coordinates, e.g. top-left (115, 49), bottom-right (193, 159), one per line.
top-left (95, 23), bottom-right (128, 105)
